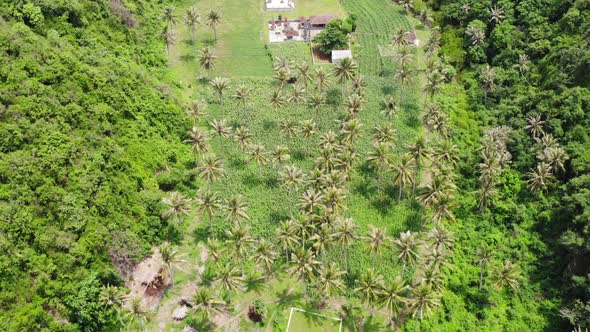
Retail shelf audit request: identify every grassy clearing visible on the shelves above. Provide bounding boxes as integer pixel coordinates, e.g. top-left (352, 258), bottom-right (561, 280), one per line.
top-left (287, 308), bottom-right (342, 332)
top-left (263, 0), bottom-right (347, 20)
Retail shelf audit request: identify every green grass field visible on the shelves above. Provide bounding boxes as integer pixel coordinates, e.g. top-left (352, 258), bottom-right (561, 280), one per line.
top-left (152, 0), bottom-right (430, 330)
top-left (287, 308), bottom-right (342, 332)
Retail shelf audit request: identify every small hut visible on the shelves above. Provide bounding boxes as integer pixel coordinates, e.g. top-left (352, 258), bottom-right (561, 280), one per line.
top-left (406, 32), bottom-right (419, 46)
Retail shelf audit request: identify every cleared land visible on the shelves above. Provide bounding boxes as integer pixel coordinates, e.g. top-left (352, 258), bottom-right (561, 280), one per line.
top-left (287, 308), bottom-right (342, 332)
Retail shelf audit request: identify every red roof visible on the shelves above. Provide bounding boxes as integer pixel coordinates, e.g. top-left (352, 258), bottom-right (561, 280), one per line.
top-left (310, 15), bottom-right (336, 25)
top-left (407, 32), bottom-right (417, 41)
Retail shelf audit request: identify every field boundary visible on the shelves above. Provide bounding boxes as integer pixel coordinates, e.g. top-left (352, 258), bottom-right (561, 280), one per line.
top-left (286, 307), bottom-right (343, 332)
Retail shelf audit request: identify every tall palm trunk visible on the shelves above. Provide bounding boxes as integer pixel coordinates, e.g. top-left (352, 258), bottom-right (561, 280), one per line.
top-left (398, 184), bottom-right (403, 203)
top-left (479, 266), bottom-right (484, 290)
top-left (208, 211), bottom-right (214, 237)
top-left (402, 259), bottom-right (407, 277)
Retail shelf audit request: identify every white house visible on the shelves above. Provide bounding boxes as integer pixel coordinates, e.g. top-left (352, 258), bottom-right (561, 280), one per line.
top-left (266, 0), bottom-right (294, 11)
top-left (331, 50), bottom-right (352, 63)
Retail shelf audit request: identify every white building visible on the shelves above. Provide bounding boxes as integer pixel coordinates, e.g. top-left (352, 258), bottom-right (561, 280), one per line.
top-left (331, 50), bottom-right (352, 63)
top-left (266, 0), bottom-right (294, 11)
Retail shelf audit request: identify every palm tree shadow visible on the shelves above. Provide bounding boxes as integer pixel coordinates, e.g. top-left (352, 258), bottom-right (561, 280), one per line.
top-left (274, 286), bottom-right (303, 308)
top-left (198, 265), bottom-right (216, 287)
top-left (203, 38), bottom-right (216, 46)
top-left (182, 39), bottom-right (195, 46)
top-left (180, 54), bottom-right (196, 63)
top-left (364, 315), bottom-right (383, 331)
top-left (245, 275), bottom-right (267, 294)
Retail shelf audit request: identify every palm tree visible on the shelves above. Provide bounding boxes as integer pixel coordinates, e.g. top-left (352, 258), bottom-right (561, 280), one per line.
top-left (355, 268), bottom-right (384, 316)
top-left (253, 239), bottom-right (278, 279)
top-left (234, 84), bottom-right (252, 123)
top-left (333, 57), bottom-right (358, 98)
top-left (315, 67), bottom-right (331, 93)
top-left (373, 123), bottom-right (396, 145)
top-left (297, 62), bottom-right (312, 86)
top-left (184, 7), bottom-right (200, 45)
top-left (289, 247), bottom-right (320, 295)
top-left (494, 260), bottom-right (521, 291)
top-left (345, 94), bottom-right (363, 117)
top-left (224, 194), bottom-right (250, 224)
top-left (300, 119), bottom-right (318, 156)
top-left (299, 188), bottom-right (325, 214)
top-left (209, 119), bottom-right (231, 158)
top-left (378, 276), bottom-right (408, 328)
top-left (392, 231), bottom-right (420, 277)
top-left (466, 26), bottom-right (485, 46)
top-left (216, 262), bottom-right (244, 303)
top-left (191, 287), bottom-right (225, 321)
top-left (161, 192), bottom-right (191, 225)
top-left (247, 144), bottom-right (268, 177)
top-left (489, 6), bottom-right (505, 25)
top-left (270, 89), bottom-right (287, 109)
top-left (280, 165), bottom-right (305, 217)
top-left (367, 142), bottom-right (391, 190)
top-left (160, 242), bottom-right (185, 287)
top-left (225, 224), bottom-right (254, 272)
top-left (234, 126), bottom-right (252, 151)
top-left (432, 192), bottom-right (456, 224)
top-left (340, 119), bottom-right (363, 144)
top-left (525, 114), bottom-right (545, 138)
top-left (187, 99), bottom-right (207, 125)
top-left (295, 215), bottom-right (317, 249)
top-left (271, 145), bottom-right (290, 168)
top-left (210, 77), bottom-right (230, 118)
top-left (197, 154), bottom-right (226, 188)
top-left (407, 136), bottom-right (430, 193)
top-left (279, 120), bottom-right (298, 141)
top-left (474, 245), bottom-right (494, 290)
top-left (480, 64), bottom-right (496, 105)
top-left (308, 93), bottom-right (325, 122)
top-left (288, 84), bottom-right (306, 105)
top-left (195, 189), bottom-right (222, 236)
top-left (408, 285), bottom-right (440, 329)
top-left (381, 95), bottom-right (398, 119)
top-left (542, 146), bottom-right (567, 174)
top-left (396, 65), bottom-right (413, 106)
top-left (99, 285), bottom-right (127, 326)
top-left (364, 225), bottom-right (389, 269)
top-left (424, 70), bottom-right (444, 104)
top-left (125, 297), bottom-right (150, 331)
top-left (391, 154), bottom-right (416, 202)
top-left (391, 29), bottom-right (408, 49)
top-left (351, 75), bottom-right (367, 96)
top-left (317, 263), bottom-right (345, 303)
top-left (527, 162), bottom-right (552, 192)
top-left (199, 47), bottom-right (216, 78)
top-left (333, 217), bottom-right (358, 272)
top-left (310, 223), bottom-right (335, 262)
top-left (477, 181), bottom-right (498, 211)
top-left (162, 6), bottom-right (177, 28)
top-left (274, 67), bottom-right (290, 93)
top-left (427, 226), bottom-right (453, 252)
top-left (514, 53), bottom-right (531, 84)
top-left (208, 238), bottom-right (225, 262)
top-left (207, 10), bottom-right (222, 42)
top-left (162, 28), bottom-right (176, 59)
top-left (322, 186), bottom-right (347, 216)
top-left (276, 219), bottom-right (300, 264)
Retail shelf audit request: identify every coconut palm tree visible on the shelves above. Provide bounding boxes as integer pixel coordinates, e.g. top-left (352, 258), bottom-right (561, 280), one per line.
top-left (296, 214), bottom-right (317, 249)
top-left (191, 287), bottom-right (225, 321)
top-left (225, 224), bottom-right (254, 272)
top-left (408, 285), bottom-right (440, 329)
top-left (197, 154), bottom-right (226, 188)
top-left (355, 268), bottom-right (384, 317)
top-left (317, 262), bottom-right (345, 303)
top-left (367, 142), bottom-right (391, 190)
top-left (279, 120), bottom-right (298, 141)
top-left (234, 126), bottom-right (252, 151)
top-left (195, 189), bottom-right (222, 236)
top-left (199, 47), bottom-right (216, 78)
top-left (160, 242), bottom-right (185, 287)
top-left (184, 7), bottom-right (200, 45)
top-left (391, 28), bottom-right (408, 49)
top-left (276, 219), bottom-right (300, 264)
top-left (270, 89), bottom-right (287, 110)
top-left (207, 238), bottom-right (224, 262)
top-left (351, 75), bottom-right (367, 97)
top-left (424, 70), bottom-right (444, 104)
top-left (494, 260), bottom-right (521, 291)
top-left (224, 194), bottom-right (250, 224)
top-left (125, 297), bottom-right (150, 332)
top-left (427, 226), bottom-right (453, 252)
top-left (162, 6), bottom-right (177, 28)
top-left (527, 162), bottom-right (553, 192)
top-left (477, 181), bottom-right (498, 211)
top-left (378, 276), bottom-right (408, 328)
top-left (315, 67), bottom-right (331, 93)
top-left (489, 6), bottom-right (505, 25)
top-left (300, 119), bottom-right (318, 155)
top-left (391, 154), bottom-right (416, 202)
top-left (99, 285), bottom-right (127, 326)
top-left (274, 55), bottom-right (291, 72)
top-left (333, 217), bottom-right (358, 273)
top-left (415, 265), bottom-right (445, 293)
top-left (247, 144), bottom-right (268, 177)
top-left (280, 165), bottom-right (305, 217)
top-left (364, 225), bottom-right (389, 269)
top-left (234, 84), bottom-right (252, 123)
top-left (209, 119), bottom-right (231, 158)
top-left (187, 99), bottom-right (207, 125)
top-left (333, 57), bottom-right (358, 98)
top-left (480, 64), bottom-right (496, 105)
top-left (162, 28), bottom-right (176, 59)
top-left (210, 77), bottom-right (230, 117)
top-left (206, 10), bottom-right (221, 42)
top-left (161, 192), bottom-right (191, 225)
top-left (216, 261), bottom-right (244, 303)
top-left (340, 118), bottom-right (363, 144)
top-left (323, 186), bottom-right (347, 216)
top-left (253, 239), bottom-right (278, 279)
top-left (392, 231), bottom-right (420, 277)
top-left (288, 84), bottom-right (306, 105)
top-left (299, 188), bottom-right (325, 214)
top-left (308, 93), bottom-right (325, 123)
top-left (396, 66), bottom-right (413, 105)
top-left (381, 95), bottom-right (398, 119)
top-left (289, 247), bottom-right (320, 295)
top-left (274, 67), bottom-right (290, 93)
top-left (514, 53), bottom-right (531, 84)
top-left (345, 94), bottom-right (363, 117)
top-left (432, 192), bottom-right (456, 224)
top-left (542, 146), bottom-right (568, 174)
top-left (297, 62), bottom-right (312, 86)
top-left (474, 245), bottom-right (494, 290)
top-left (373, 123), bottom-right (396, 145)
top-left (310, 223), bottom-right (335, 262)
top-left (466, 26), bottom-right (485, 46)
top-left (271, 145), bottom-right (291, 168)
top-left (525, 114), bottom-right (545, 138)
top-left (397, 45), bottom-right (413, 68)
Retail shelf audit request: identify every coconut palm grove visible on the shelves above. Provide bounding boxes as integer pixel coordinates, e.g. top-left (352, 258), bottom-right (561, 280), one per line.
top-left (1, 0), bottom-right (589, 331)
